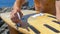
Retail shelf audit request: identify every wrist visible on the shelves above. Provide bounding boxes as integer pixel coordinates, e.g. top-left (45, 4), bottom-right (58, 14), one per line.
top-left (13, 7), bottom-right (20, 10)
top-left (12, 7), bottom-right (21, 12)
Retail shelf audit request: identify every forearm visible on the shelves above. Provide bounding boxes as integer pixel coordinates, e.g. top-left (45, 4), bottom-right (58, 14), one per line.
top-left (13, 0), bottom-right (25, 10)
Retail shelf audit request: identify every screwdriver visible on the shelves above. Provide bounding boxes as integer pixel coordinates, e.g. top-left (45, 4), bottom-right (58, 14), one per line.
top-left (16, 12), bottom-right (21, 29)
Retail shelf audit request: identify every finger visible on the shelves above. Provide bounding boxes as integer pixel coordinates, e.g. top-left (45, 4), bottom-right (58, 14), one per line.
top-left (11, 17), bottom-right (19, 23)
top-left (19, 12), bottom-right (23, 18)
top-left (10, 11), bottom-right (15, 18)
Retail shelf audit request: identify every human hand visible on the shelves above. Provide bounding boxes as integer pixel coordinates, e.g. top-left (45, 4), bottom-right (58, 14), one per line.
top-left (10, 8), bottom-right (23, 24)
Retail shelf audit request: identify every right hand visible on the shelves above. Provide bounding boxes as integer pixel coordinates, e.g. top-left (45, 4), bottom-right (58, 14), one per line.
top-left (10, 8), bottom-right (28, 28)
top-left (10, 8), bottom-right (23, 24)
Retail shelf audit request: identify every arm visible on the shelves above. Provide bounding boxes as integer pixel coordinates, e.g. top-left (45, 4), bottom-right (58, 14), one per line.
top-left (10, 0), bottom-right (25, 25)
top-left (13, 0), bottom-right (25, 10)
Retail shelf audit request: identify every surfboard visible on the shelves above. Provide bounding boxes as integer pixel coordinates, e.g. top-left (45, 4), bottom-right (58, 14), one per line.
top-left (1, 10), bottom-right (60, 34)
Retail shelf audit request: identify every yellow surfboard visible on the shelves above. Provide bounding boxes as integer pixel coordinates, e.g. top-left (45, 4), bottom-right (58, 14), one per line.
top-left (1, 10), bottom-right (60, 34)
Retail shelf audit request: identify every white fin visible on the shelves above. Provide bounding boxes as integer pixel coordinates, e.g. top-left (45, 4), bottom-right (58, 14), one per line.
top-left (32, 13), bottom-right (44, 18)
top-left (17, 12), bottom-right (21, 20)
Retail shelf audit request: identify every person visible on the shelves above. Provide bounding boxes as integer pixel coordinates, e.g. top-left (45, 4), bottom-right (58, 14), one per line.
top-left (10, 0), bottom-right (60, 34)
top-left (10, 0), bottom-right (44, 26)
top-left (10, 0), bottom-right (44, 34)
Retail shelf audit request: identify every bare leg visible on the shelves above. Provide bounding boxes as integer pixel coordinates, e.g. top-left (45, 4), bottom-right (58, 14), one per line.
top-left (56, 1), bottom-right (60, 21)
top-left (34, 0), bottom-right (44, 14)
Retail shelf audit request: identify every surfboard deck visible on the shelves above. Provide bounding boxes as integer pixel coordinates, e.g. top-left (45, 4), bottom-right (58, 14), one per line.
top-left (1, 10), bottom-right (60, 34)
